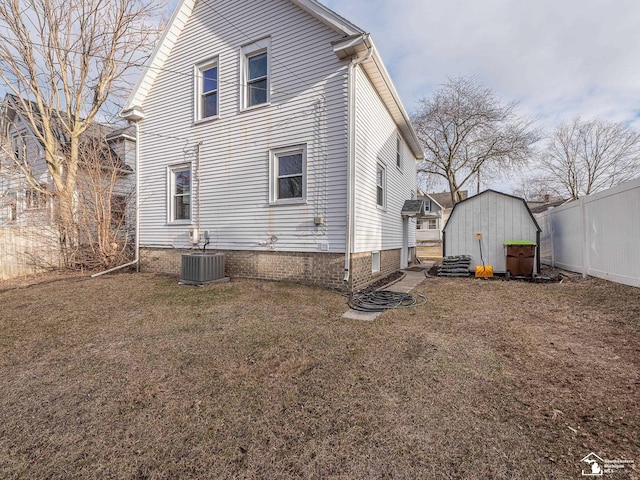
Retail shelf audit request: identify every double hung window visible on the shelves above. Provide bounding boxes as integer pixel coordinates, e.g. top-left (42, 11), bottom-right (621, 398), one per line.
top-left (241, 38), bottom-right (270, 109)
top-left (270, 145), bottom-right (306, 204)
top-left (376, 163), bottom-right (386, 208)
top-left (196, 60), bottom-right (219, 120)
top-left (169, 164), bottom-right (191, 222)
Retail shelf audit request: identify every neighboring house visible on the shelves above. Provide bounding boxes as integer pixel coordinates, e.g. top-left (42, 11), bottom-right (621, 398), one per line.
top-left (0, 94), bottom-right (135, 278)
top-left (121, 0), bottom-right (424, 291)
top-left (416, 190), bottom-right (468, 242)
top-left (443, 189), bottom-right (541, 274)
top-left (528, 197), bottom-right (567, 215)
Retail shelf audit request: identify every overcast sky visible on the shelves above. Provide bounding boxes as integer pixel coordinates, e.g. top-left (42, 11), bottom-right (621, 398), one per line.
top-left (322, 0), bottom-right (640, 128)
top-left (318, 0), bottom-right (640, 192)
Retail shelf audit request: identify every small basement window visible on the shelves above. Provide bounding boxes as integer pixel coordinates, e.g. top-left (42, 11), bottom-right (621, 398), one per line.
top-left (372, 251), bottom-right (381, 273)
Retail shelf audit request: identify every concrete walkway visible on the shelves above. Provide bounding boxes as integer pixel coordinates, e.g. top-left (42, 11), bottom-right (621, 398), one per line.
top-left (342, 261), bottom-right (434, 321)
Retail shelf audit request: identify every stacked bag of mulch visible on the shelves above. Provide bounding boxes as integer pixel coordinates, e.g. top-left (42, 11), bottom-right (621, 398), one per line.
top-left (438, 255), bottom-right (472, 277)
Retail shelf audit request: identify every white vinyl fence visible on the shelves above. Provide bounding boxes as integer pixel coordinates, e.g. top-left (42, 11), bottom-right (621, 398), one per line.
top-left (536, 178), bottom-right (640, 288)
top-left (0, 226), bottom-right (60, 280)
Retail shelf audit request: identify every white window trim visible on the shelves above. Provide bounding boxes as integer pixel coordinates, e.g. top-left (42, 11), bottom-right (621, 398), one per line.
top-left (372, 251), bottom-right (381, 273)
top-left (396, 134), bottom-right (402, 170)
top-left (376, 161), bottom-right (386, 210)
top-left (167, 163), bottom-right (193, 224)
top-left (194, 57), bottom-right (219, 123)
top-left (269, 144), bottom-right (307, 205)
top-left (240, 37), bottom-right (271, 111)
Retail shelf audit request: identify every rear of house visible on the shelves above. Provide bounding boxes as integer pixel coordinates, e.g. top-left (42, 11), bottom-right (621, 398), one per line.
top-left (122, 0), bottom-right (423, 291)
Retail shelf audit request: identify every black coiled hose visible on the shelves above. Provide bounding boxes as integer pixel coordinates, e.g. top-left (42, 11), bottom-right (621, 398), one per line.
top-left (348, 291), bottom-right (428, 312)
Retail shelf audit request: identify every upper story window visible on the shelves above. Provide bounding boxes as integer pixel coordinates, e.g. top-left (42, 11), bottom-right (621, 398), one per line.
top-left (25, 187), bottom-right (47, 209)
top-left (376, 163), bottom-right (386, 209)
top-left (396, 135), bottom-right (401, 168)
top-left (168, 164), bottom-right (191, 223)
top-left (8, 192), bottom-right (17, 222)
top-left (12, 133), bottom-right (25, 162)
top-left (195, 59), bottom-right (219, 120)
top-left (270, 145), bottom-right (306, 204)
top-left (241, 38), bottom-right (270, 109)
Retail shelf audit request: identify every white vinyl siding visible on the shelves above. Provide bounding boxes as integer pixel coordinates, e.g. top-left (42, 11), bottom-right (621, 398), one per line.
top-left (136, 0), bottom-right (349, 252)
top-left (353, 67), bottom-right (418, 253)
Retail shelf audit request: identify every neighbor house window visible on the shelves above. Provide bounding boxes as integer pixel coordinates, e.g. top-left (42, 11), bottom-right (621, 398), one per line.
top-left (270, 145), bottom-right (306, 203)
top-left (372, 251), bottom-right (381, 273)
top-left (9, 192), bottom-right (17, 221)
top-left (12, 134), bottom-right (25, 162)
top-left (25, 187), bottom-right (46, 209)
top-left (196, 59), bottom-right (219, 120)
top-left (169, 164), bottom-right (191, 222)
top-left (427, 219), bottom-right (438, 230)
top-left (241, 38), bottom-right (270, 109)
top-left (424, 200), bottom-right (431, 211)
top-left (376, 163), bottom-right (385, 208)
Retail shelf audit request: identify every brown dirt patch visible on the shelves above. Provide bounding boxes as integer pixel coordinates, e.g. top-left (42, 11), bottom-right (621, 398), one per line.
top-left (0, 273), bottom-right (637, 479)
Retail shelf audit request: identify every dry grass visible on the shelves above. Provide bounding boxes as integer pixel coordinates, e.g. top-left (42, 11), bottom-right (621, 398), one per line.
top-left (0, 273), bottom-right (638, 479)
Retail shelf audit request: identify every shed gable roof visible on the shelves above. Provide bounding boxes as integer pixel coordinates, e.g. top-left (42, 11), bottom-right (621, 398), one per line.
top-left (443, 189), bottom-right (541, 232)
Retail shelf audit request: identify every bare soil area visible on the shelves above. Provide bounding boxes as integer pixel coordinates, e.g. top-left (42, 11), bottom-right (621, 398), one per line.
top-left (0, 272), bottom-right (637, 479)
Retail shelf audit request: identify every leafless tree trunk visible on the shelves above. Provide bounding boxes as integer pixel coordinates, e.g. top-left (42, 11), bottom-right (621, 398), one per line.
top-left (412, 76), bottom-right (539, 205)
top-left (535, 117), bottom-right (640, 200)
top-left (0, 0), bottom-right (160, 266)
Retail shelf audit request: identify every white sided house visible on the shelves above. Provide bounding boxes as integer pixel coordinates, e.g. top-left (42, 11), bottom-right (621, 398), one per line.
top-left (122, 0), bottom-right (424, 291)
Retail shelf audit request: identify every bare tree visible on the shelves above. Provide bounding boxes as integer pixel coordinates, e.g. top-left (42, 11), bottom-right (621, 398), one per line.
top-left (0, 0), bottom-right (160, 265)
top-left (412, 76), bottom-right (539, 205)
top-left (535, 117), bottom-right (640, 200)
top-left (74, 132), bottom-right (135, 269)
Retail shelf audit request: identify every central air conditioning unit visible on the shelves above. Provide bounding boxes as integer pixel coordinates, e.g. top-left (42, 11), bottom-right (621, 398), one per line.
top-left (179, 253), bottom-right (227, 285)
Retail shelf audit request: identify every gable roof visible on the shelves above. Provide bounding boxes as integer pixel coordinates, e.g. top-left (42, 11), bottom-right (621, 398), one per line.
top-left (443, 189), bottom-right (541, 232)
top-left (122, 0), bottom-right (423, 159)
top-left (418, 190), bottom-right (468, 210)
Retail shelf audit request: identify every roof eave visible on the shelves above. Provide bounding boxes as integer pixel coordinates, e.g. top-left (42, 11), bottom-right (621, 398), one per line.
top-left (360, 40), bottom-right (424, 160)
top-left (121, 0), bottom-right (196, 114)
top-left (290, 0), bottom-right (363, 37)
top-left (333, 35), bottom-right (424, 160)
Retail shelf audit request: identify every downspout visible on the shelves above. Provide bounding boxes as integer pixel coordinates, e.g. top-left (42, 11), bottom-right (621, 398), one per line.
top-left (343, 34), bottom-right (373, 285)
top-left (92, 120), bottom-right (140, 278)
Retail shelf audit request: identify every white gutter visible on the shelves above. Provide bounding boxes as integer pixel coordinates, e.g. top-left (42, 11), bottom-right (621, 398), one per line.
top-left (343, 34), bottom-right (373, 284)
top-left (92, 120), bottom-right (141, 278)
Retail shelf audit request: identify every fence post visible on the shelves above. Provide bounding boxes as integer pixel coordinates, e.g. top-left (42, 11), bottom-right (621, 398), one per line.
top-left (581, 197), bottom-right (589, 278)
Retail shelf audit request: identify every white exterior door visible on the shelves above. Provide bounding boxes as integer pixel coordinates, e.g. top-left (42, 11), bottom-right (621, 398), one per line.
top-left (401, 217), bottom-right (409, 269)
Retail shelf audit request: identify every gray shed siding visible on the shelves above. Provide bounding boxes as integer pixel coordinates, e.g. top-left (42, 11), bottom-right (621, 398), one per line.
top-left (443, 191), bottom-right (539, 273)
top-left (136, 0), bottom-right (350, 253)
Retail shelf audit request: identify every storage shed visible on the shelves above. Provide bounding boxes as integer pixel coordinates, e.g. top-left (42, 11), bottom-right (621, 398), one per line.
top-left (443, 190), bottom-right (542, 275)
